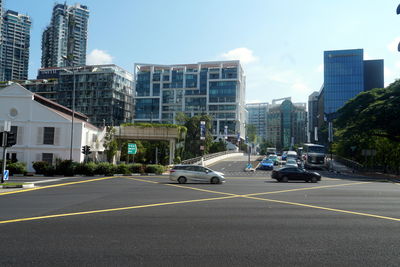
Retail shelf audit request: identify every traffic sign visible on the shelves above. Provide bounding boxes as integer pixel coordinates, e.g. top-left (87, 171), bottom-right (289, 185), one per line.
top-left (3, 170), bottom-right (9, 181)
top-left (128, 143), bottom-right (137, 154)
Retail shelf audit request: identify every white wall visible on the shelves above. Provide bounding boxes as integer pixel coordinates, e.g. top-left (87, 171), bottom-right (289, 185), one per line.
top-left (0, 84), bottom-right (104, 172)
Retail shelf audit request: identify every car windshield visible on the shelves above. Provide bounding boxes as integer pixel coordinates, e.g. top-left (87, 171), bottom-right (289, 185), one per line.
top-left (287, 159), bottom-right (297, 164)
top-left (269, 155), bottom-right (277, 159)
top-left (262, 159), bottom-right (273, 163)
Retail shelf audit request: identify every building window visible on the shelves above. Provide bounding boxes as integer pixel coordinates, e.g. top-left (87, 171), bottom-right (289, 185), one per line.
top-left (42, 153), bottom-right (53, 164)
top-left (43, 127), bottom-right (55, 145)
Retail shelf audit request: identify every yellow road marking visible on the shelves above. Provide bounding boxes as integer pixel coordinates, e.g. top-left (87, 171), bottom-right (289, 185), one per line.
top-left (242, 195), bottom-right (400, 222)
top-left (0, 195), bottom-right (237, 225)
top-left (0, 176), bottom-right (117, 196)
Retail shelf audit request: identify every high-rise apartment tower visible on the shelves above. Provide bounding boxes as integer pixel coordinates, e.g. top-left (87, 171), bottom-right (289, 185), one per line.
top-left (0, 7), bottom-right (31, 81)
top-left (41, 3), bottom-right (89, 68)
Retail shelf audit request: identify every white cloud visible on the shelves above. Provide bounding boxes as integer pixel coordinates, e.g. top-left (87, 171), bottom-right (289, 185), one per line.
top-left (315, 64), bottom-right (323, 73)
top-left (387, 37), bottom-right (400, 53)
top-left (364, 52), bottom-right (372, 60)
top-left (220, 47), bottom-right (258, 64)
top-left (87, 49), bottom-right (113, 65)
top-left (217, 48), bottom-right (316, 104)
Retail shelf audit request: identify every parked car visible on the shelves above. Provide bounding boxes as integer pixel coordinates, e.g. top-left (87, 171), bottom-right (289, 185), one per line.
top-left (285, 158), bottom-right (298, 168)
top-left (169, 165), bottom-right (225, 184)
top-left (258, 159), bottom-right (274, 170)
top-left (268, 154), bottom-right (279, 165)
top-left (271, 167), bottom-right (321, 183)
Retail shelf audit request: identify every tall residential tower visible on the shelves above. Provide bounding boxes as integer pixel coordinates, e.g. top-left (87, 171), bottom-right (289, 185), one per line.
top-left (41, 3), bottom-right (89, 68)
top-left (0, 8), bottom-right (31, 81)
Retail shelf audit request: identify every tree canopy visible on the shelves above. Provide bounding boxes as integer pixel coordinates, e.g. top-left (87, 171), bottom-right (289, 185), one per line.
top-left (335, 79), bottom-right (400, 143)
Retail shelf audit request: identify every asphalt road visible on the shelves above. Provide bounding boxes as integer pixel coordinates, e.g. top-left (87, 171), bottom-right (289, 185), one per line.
top-left (1, 155), bottom-right (400, 266)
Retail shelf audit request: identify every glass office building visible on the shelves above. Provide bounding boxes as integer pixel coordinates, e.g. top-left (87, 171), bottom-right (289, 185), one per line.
top-left (267, 98), bottom-right (306, 150)
top-left (246, 102), bottom-right (269, 141)
top-left (323, 49), bottom-right (384, 116)
top-left (134, 61), bottom-right (247, 139)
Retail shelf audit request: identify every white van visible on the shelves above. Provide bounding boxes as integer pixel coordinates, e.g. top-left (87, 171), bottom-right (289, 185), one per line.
top-left (286, 151), bottom-right (298, 160)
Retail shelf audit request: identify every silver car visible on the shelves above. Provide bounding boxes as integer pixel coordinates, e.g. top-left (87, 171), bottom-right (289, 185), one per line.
top-left (169, 165), bottom-right (225, 184)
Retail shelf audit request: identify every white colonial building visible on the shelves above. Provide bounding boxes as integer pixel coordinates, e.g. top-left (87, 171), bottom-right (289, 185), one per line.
top-left (0, 84), bottom-right (105, 172)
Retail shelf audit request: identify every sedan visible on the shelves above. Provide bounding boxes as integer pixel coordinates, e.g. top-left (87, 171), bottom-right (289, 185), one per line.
top-left (271, 167), bottom-right (321, 183)
top-left (285, 158), bottom-right (298, 168)
top-left (258, 159), bottom-right (274, 170)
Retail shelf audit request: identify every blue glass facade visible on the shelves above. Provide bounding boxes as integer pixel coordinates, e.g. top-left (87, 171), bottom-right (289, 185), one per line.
top-left (133, 61), bottom-right (247, 139)
top-left (324, 49), bottom-right (364, 115)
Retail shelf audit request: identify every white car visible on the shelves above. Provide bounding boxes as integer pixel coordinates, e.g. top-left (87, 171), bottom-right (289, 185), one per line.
top-left (169, 165), bottom-right (225, 184)
top-left (285, 158), bottom-right (298, 168)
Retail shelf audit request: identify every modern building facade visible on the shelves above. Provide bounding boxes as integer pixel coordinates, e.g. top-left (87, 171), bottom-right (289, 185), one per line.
top-left (246, 102), bottom-right (269, 141)
top-left (323, 49), bottom-right (384, 116)
top-left (267, 98), bottom-right (307, 150)
top-left (307, 91), bottom-right (319, 143)
top-left (0, 9), bottom-right (31, 81)
top-left (134, 61), bottom-right (247, 139)
top-left (23, 64), bottom-right (134, 127)
top-left (41, 3), bottom-right (89, 68)
top-left (0, 84), bottom-right (105, 172)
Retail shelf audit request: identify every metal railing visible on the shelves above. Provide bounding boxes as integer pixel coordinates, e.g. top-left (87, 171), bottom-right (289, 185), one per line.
top-left (181, 150), bottom-right (238, 165)
top-left (332, 155), bottom-right (364, 171)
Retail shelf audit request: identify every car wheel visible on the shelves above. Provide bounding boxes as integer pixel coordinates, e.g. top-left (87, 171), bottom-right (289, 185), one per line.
top-left (210, 177), bottom-right (219, 184)
top-left (310, 176), bottom-right (318, 183)
top-left (178, 176), bottom-right (187, 184)
top-left (281, 176), bottom-right (288, 182)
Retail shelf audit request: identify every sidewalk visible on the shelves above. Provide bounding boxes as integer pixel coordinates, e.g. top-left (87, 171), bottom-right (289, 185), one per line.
top-left (330, 159), bottom-right (400, 181)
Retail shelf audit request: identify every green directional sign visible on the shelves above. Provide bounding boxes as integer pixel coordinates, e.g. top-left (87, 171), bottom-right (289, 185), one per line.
top-left (128, 143), bottom-right (137, 155)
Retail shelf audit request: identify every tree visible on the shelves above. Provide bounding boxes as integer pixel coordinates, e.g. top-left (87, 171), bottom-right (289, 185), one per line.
top-left (334, 79), bottom-right (400, 173)
top-left (210, 138), bottom-right (227, 153)
top-left (246, 124), bottom-right (257, 144)
top-left (103, 126), bottom-right (118, 163)
top-left (336, 79), bottom-right (400, 143)
top-left (182, 114), bottom-right (213, 159)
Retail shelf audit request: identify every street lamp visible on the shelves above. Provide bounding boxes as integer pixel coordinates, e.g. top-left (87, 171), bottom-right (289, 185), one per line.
top-left (62, 56), bottom-right (76, 161)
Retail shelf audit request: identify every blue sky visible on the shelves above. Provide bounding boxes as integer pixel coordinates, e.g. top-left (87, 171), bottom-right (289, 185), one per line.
top-left (6, 0), bottom-right (400, 104)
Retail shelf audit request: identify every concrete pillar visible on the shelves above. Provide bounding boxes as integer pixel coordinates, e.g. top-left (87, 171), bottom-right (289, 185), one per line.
top-left (169, 139), bottom-right (176, 165)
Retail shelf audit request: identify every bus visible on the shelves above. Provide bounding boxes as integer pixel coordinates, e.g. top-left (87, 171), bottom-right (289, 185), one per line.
top-left (302, 143), bottom-right (326, 169)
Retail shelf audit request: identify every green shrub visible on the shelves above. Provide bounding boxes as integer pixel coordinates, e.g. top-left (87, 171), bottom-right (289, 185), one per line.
top-left (55, 160), bottom-right (76, 176)
top-left (74, 162), bottom-right (86, 175)
top-left (95, 162), bottom-right (115, 175)
top-left (128, 163), bottom-right (145, 174)
top-left (82, 162), bottom-right (96, 176)
top-left (44, 165), bottom-right (56, 176)
top-left (8, 162), bottom-right (27, 175)
top-left (116, 163), bottom-right (130, 174)
top-left (32, 161), bottom-right (50, 175)
top-left (145, 164), bottom-right (165, 174)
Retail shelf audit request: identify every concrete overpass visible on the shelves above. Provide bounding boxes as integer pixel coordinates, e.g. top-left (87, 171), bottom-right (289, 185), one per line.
top-left (114, 125), bottom-right (182, 165)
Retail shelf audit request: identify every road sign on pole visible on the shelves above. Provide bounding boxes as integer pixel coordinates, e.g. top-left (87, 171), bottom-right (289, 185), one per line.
top-left (3, 170), bottom-right (9, 181)
top-left (128, 143), bottom-right (137, 155)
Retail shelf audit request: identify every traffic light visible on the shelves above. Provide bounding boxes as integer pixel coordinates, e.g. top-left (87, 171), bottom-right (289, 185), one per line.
top-left (85, 145), bottom-right (91, 155)
top-left (6, 132), bottom-right (16, 147)
top-left (81, 145), bottom-right (92, 155)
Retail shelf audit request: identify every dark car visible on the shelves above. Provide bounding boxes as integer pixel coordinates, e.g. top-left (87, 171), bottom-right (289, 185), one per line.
top-left (271, 167), bottom-right (321, 183)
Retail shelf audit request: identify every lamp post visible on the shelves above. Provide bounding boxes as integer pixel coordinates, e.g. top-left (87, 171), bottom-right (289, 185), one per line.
top-left (62, 56), bottom-right (75, 161)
